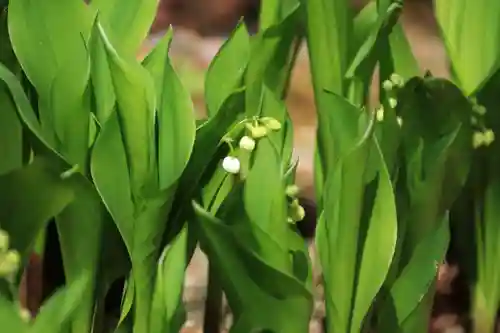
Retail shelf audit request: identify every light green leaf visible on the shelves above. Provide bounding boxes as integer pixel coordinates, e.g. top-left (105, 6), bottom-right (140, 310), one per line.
top-left (0, 157), bottom-right (75, 262)
top-left (205, 22), bottom-right (250, 117)
top-left (435, 0), bottom-right (500, 95)
top-left (0, 295), bottom-right (28, 333)
top-left (96, 22), bottom-right (156, 192)
top-left (143, 29), bottom-right (196, 191)
top-left (31, 274), bottom-right (90, 333)
top-left (89, 0), bottom-right (159, 56)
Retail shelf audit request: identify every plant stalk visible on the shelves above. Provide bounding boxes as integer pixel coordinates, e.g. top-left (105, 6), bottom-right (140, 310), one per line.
top-left (203, 265), bottom-right (224, 333)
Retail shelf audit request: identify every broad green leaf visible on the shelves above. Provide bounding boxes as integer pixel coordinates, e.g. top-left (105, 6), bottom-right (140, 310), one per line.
top-left (205, 22), bottom-right (250, 117)
top-left (301, 0), bottom-right (351, 96)
top-left (435, 0), bottom-right (500, 95)
top-left (149, 226), bottom-right (195, 333)
top-left (0, 157), bottom-right (74, 262)
top-left (316, 130), bottom-right (372, 333)
top-left (349, 140), bottom-right (397, 333)
top-left (89, 0), bottom-right (159, 56)
top-left (55, 180), bottom-right (103, 333)
top-left (7, 0), bottom-right (91, 98)
top-left (245, 4), bottom-right (300, 116)
top-left (31, 274), bottom-right (90, 333)
top-left (96, 22), bottom-right (156, 192)
top-left (0, 64), bottom-right (61, 160)
top-left (0, 87), bottom-right (23, 174)
top-left (165, 89), bottom-right (246, 242)
top-left (193, 202), bottom-right (312, 332)
top-left (0, 295), bottom-right (28, 333)
top-left (378, 216), bottom-right (449, 331)
top-left (142, 29), bottom-right (196, 191)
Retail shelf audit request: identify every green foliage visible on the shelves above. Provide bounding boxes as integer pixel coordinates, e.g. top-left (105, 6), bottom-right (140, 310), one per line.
top-left (0, 0), bottom-right (499, 332)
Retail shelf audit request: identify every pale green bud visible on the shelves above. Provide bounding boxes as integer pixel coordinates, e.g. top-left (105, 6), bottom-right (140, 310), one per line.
top-left (382, 80), bottom-right (393, 91)
top-left (390, 73), bottom-right (405, 87)
top-left (0, 230), bottom-right (9, 253)
top-left (239, 136), bottom-right (256, 151)
top-left (260, 117), bottom-right (282, 131)
top-left (19, 308), bottom-right (31, 322)
top-left (473, 104), bottom-right (487, 116)
top-left (290, 204), bottom-right (306, 222)
top-left (388, 98), bottom-right (398, 109)
top-left (376, 106), bottom-right (384, 122)
top-left (484, 129), bottom-right (495, 146)
top-left (0, 250), bottom-right (20, 277)
top-left (473, 131), bottom-right (485, 149)
top-left (396, 117), bottom-right (403, 127)
top-left (285, 185), bottom-right (300, 197)
top-left (250, 125), bottom-right (269, 139)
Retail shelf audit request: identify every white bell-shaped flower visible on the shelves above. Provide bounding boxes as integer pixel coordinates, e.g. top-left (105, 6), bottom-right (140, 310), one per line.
top-left (222, 156), bottom-right (241, 174)
top-left (239, 136), bottom-right (256, 151)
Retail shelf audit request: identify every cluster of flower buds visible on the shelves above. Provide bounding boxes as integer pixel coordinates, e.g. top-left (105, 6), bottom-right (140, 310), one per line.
top-left (473, 129), bottom-right (495, 148)
top-left (221, 116), bottom-right (282, 175)
top-left (382, 73), bottom-right (405, 92)
top-left (469, 99), bottom-right (495, 148)
top-left (285, 185), bottom-right (306, 224)
top-left (376, 73), bottom-right (405, 126)
top-left (375, 105), bottom-right (403, 127)
top-left (0, 229), bottom-right (21, 279)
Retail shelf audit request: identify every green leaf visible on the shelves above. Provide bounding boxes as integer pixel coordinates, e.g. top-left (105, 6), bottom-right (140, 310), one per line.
top-left (96, 22), bottom-right (156, 191)
top-left (31, 274), bottom-right (90, 333)
top-left (7, 0), bottom-right (91, 98)
top-left (378, 216), bottom-right (449, 331)
top-left (142, 29), bottom-right (196, 191)
top-left (349, 140), bottom-right (397, 333)
top-left (301, 0), bottom-right (351, 96)
top-left (435, 0), bottom-right (500, 95)
top-left (89, 0), bottom-right (159, 56)
top-left (193, 202), bottom-right (312, 332)
top-left (205, 22), bottom-right (250, 117)
top-left (0, 295), bottom-right (28, 333)
top-left (0, 157), bottom-right (74, 261)
top-left (316, 124), bottom-right (373, 333)
top-left (149, 226), bottom-right (195, 333)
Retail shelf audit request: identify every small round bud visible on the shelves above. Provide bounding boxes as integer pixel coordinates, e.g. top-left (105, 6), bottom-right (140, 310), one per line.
top-left (473, 104), bottom-right (487, 116)
top-left (222, 156), bottom-right (241, 174)
top-left (388, 98), bottom-right (398, 109)
top-left (239, 136), bottom-right (256, 151)
top-left (390, 73), bottom-right (404, 87)
top-left (0, 230), bottom-right (9, 253)
top-left (484, 129), bottom-right (495, 145)
top-left (0, 250), bottom-right (20, 277)
top-left (250, 125), bottom-right (268, 139)
top-left (290, 205), bottom-right (306, 222)
top-left (376, 106), bottom-right (384, 122)
top-left (396, 116), bottom-right (403, 127)
top-left (285, 185), bottom-right (300, 197)
top-left (382, 80), bottom-right (393, 91)
top-left (261, 117), bottom-right (282, 131)
top-left (473, 131), bottom-right (485, 149)
top-left (19, 308), bottom-right (31, 322)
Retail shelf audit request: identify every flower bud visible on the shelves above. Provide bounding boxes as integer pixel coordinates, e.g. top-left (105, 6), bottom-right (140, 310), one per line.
top-left (222, 156), bottom-right (241, 174)
top-left (473, 131), bottom-right (485, 149)
top-left (390, 73), bottom-right (404, 87)
top-left (290, 204), bottom-right (306, 222)
top-left (388, 98), bottom-right (398, 109)
top-left (473, 104), bottom-right (487, 116)
top-left (260, 117), bottom-right (282, 131)
top-left (382, 80), bottom-right (393, 91)
top-left (19, 308), bottom-right (31, 322)
top-left (0, 250), bottom-right (20, 277)
top-left (376, 106), bottom-right (384, 122)
top-left (248, 125), bottom-right (268, 139)
top-left (239, 136), bottom-right (256, 151)
top-left (285, 185), bottom-right (300, 197)
top-left (484, 129), bottom-right (495, 146)
top-left (0, 230), bottom-right (9, 253)
top-left (396, 116), bottom-right (403, 127)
